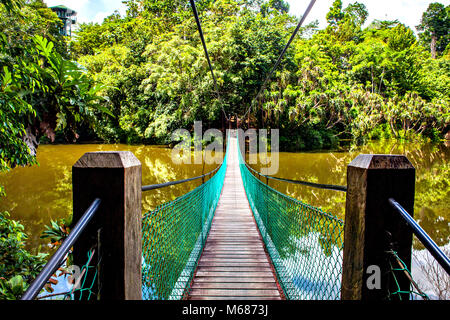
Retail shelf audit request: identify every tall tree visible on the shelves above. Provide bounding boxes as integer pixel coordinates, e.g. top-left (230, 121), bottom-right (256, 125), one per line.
top-left (260, 0), bottom-right (289, 16)
top-left (1, 0), bottom-right (108, 166)
top-left (417, 2), bottom-right (450, 58)
top-left (326, 0), bottom-right (344, 27)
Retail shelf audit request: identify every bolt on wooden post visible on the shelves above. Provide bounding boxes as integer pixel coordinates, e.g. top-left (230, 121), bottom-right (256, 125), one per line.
top-left (341, 154), bottom-right (415, 300)
top-left (72, 151), bottom-right (142, 300)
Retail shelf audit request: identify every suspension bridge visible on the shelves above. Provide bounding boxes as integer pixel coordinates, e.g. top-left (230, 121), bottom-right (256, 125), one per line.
top-left (188, 132), bottom-right (282, 300)
top-left (21, 128), bottom-right (450, 301)
top-left (20, 0), bottom-right (450, 301)
top-left (139, 129), bottom-right (343, 300)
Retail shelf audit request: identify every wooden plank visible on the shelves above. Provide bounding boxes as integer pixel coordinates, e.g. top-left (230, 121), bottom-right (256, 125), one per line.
top-left (199, 260), bottom-right (269, 264)
top-left (209, 228), bottom-right (256, 231)
top-left (206, 238), bottom-right (261, 241)
top-left (189, 289), bottom-right (280, 297)
top-left (208, 232), bottom-right (259, 235)
top-left (210, 225), bottom-right (256, 228)
top-left (210, 227), bottom-right (256, 230)
top-left (205, 245), bottom-right (263, 249)
top-left (203, 249), bottom-right (266, 256)
top-left (208, 232), bottom-right (260, 235)
top-left (199, 254), bottom-right (270, 259)
top-left (195, 271), bottom-right (275, 277)
top-left (199, 256), bottom-right (270, 260)
top-left (206, 241), bottom-right (261, 246)
top-left (207, 235), bottom-right (261, 239)
top-left (206, 240), bottom-right (262, 244)
top-left (201, 254), bottom-right (268, 259)
top-left (203, 252), bottom-right (267, 256)
top-left (191, 282), bottom-right (278, 290)
top-left (200, 258), bottom-right (269, 263)
top-left (191, 296), bottom-right (282, 300)
top-left (193, 277), bottom-right (277, 283)
top-left (203, 246), bottom-right (265, 250)
top-left (197, 267), bottom-right (273, 273)
top-left (202, 251), bottom-right (267, 255)
top-left (198, 262), bottom-right (271, 267)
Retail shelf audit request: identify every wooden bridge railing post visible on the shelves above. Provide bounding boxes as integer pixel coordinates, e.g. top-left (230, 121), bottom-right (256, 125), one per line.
top-left (72, 151), bottom-right (142, 300)
top-left (341, 154), bottom-right (415, 300)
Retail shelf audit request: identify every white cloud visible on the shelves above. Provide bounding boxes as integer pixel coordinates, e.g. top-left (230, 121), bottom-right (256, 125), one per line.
top-left (286, 0), bottom-right (450, 32)
top-left (92, 11), bottom-right (110, 24)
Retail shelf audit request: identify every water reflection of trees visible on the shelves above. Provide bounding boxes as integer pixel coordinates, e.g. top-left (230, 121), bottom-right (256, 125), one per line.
top-left (243, 166), bottom-right (344, 300)
top-left (250, 140), bottom-right (449, 248)
top-left (0, 144), bottom-right (222, 253)
top-left (1, 140), bottom-right (446, 254)
top-left (0, 145), bottom-right (74, 253)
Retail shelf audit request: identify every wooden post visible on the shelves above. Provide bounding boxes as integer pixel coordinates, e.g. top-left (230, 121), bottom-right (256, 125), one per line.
top-left (341, 154), bottom-right (415, 300)
top-left (72, 151), bottom-right (142, 300)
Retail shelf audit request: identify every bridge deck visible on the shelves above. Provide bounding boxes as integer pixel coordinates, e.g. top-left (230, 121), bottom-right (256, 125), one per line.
top-left (189, 135), bottom-right (282, 300)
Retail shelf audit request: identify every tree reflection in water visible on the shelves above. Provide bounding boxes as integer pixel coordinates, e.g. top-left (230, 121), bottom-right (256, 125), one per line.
top-left (248, 139), bottom-right (449, 249)
top-left (0, 139), bottom-right (447, 254)
top-left (0, 144), bottom-right (220, 253)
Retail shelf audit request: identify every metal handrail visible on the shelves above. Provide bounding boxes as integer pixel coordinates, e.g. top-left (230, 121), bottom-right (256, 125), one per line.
top-left (21, 198), bottom-right (102, 300)
top-left (388, 198), bottom-right (450, 276)
top-left (243, 161), bottom-right (347, 192)
top-left (141, 165), bottom-right (221, 192)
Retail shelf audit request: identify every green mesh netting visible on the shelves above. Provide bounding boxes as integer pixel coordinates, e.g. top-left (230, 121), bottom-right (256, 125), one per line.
top-left (387, 250), bottom-right (429, 300)
top-left (37, 247), bottom-right (100, 300)
top-left (237, 137), bottom-right (344, 300)
top-left (141, 143), bottom-right (228, 300)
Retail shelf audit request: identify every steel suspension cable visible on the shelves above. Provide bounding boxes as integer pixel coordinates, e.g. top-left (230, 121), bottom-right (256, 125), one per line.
top-left (190, 0), bottom-right (230, 121)
top-left (242, 0), bottom-right (317, 119)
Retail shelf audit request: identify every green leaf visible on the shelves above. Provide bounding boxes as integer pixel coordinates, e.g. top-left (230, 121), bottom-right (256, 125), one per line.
top-left (95, 105), bottom-right (115, 117)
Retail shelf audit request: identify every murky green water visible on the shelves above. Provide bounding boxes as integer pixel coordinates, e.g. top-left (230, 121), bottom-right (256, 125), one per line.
top-left (248, 139), bottom-right (449, 249)
top-left (0, 144), bottom-right (219, 253)
top-left (0, 139), bottom-right (448, 253)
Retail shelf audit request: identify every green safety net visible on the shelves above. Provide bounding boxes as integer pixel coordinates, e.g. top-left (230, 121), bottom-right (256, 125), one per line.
top-left (37, 247), bottom-right (100, 300)
top-left (141, 141), bottom-right (228, 300)
top-left (237, 137), bottom-right (344, 300)
top-left (386, 250), bottom-right (429, 300)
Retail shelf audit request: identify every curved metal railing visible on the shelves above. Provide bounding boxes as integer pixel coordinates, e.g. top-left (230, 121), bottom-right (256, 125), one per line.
top-left (21, 199), bottom-right (101, 300)
top-left (389, 198), bottom-right (450, 276)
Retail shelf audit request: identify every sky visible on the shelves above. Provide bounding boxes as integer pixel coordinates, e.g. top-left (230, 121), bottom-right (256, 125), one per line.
top-left (44, 0), bottom-right (450, 31)
top-left (44, 0), bottom-right (127, 24)
top-left (288, 0), bottom-right (450, 31)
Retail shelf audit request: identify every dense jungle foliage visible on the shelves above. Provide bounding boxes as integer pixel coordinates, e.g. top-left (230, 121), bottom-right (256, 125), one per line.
top-left (67, 0), bottom-right (449, 150)
top-left (1, 0), bottom-right (449, 159)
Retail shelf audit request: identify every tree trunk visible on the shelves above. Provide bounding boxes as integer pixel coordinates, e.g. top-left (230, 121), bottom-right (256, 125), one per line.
top-left (431, 35), bottom-right (437, 59)
top-left (23, 126), bottom-right (39, 157)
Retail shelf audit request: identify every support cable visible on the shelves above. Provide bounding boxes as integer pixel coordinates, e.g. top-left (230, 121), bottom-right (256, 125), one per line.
top-left (242, 0), bottom-right (317, 119)
top-left (190, 0), bottom-right (230, 121)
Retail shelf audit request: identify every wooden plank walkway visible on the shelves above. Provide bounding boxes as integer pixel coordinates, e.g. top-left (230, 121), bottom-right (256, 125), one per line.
top-left (189, 133), bottom-right (282, 300)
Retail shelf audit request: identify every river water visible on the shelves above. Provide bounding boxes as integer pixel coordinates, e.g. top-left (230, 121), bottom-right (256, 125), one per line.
top-left (0, 139), bottom-right (448, 298)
